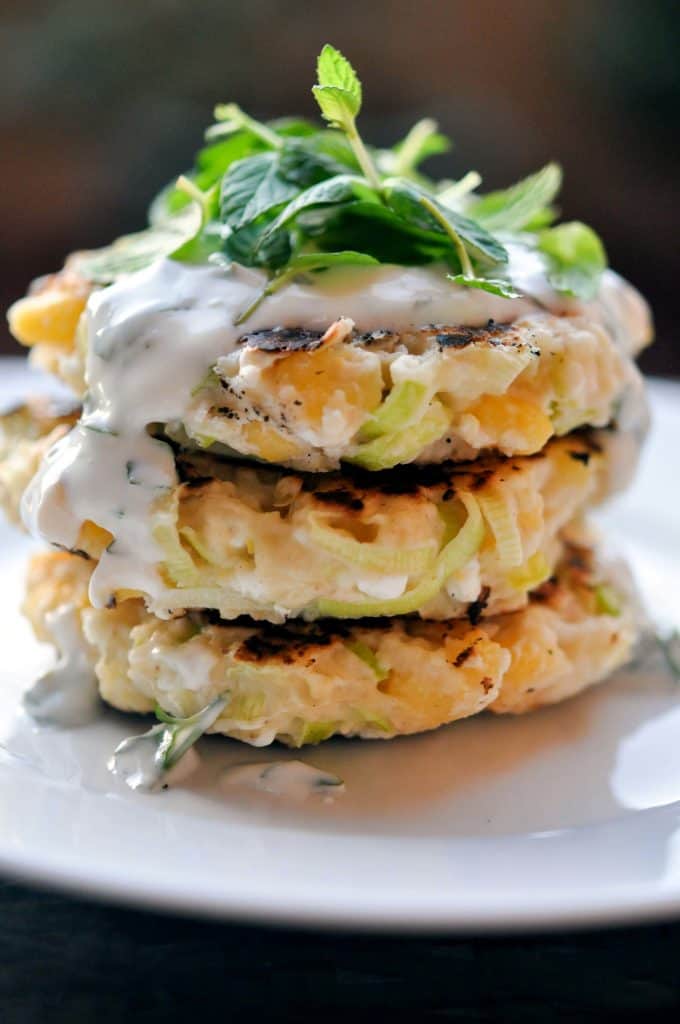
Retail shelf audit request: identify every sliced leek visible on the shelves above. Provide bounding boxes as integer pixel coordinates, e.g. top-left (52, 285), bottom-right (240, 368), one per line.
top-left (179, 524), bottom-right (223, 566)
top-left (359, 380), bottom-right (429, 441)
top-left (507, 551), bottom-right (551, 590)
top-left (478, 487), bottom-right (523, 569)
top-left (344, 639), bottom-right (390, 681)
top-left (152, 501), bottom-right (201, 587)
top-left (296, 720), bottom-right (338, 746)
top-left (594, 583), bottom-right (621, 616)
top-left (345, 398), bottom-right (450, 471)
top-left (309, 513), bottom-right (437, 575)
top-left (315, 492), bottom-right (484, 618)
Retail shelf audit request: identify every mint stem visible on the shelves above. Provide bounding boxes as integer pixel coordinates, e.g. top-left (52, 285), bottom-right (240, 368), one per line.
top-left (347, 125), bottom-right (382, 191)
top-left (418, 194), bottom-right (474, 277)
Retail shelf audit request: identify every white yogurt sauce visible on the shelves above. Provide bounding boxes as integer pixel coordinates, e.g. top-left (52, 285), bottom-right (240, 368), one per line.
top-left (23, 604), bottom-right (100, 726)
top-left (222, 759), bottom-right (345, 801)
top-left (22, 256), bottom-right (651, 611)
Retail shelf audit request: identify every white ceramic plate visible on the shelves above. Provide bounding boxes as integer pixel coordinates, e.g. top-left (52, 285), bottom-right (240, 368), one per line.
top-left (1, 359), bottom-right (680, 933)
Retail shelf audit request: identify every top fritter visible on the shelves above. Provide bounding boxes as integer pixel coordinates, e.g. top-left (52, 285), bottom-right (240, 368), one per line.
top-left (9, 44), bottom-right (652, 471)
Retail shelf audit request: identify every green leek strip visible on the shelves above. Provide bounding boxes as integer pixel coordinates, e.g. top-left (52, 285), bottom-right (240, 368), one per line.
top-left (344, 639), bottom-right (390, 681)
top-left (345, 399), bottom-right (450, 471)
top-left (152, 512), bottom-right (201, 587)
top-left (228, 692), bottom-right (266, 722)
top-left (507, 551), bottom-right (551, 590)
top-left (435, 492), bottom-right (485, 580)
top-left (359, 380), bottom-right (429, 442)
top-left (316, 492), bottom-right (484, 618)
top-left (477, 487), bottom-right (523, 569)
top-left (158, 588), bottom-right (268, 618)
top-left (296, 720), bottom-right (338, 746)
top-left (437, 500), bottom-right (465, 545)
top-left (309, 513), bottom-right (437, 575)
top-left (354, 709), bottom-right (393, 733)
top-left (594, 583), bottom-right (622, 616)
top-left (179, 525), bottom-right (222, 566)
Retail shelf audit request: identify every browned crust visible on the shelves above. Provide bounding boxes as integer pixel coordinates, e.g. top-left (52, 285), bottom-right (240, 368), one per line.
top-left (236, 320), bottom-right (529, 355)
top-left (173, 426), bottom-right (592, 503)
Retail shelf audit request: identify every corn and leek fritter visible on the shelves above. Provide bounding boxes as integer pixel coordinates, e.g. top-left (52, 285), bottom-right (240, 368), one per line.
top-left (2, 395), bottom-right (641, 622)
top-left (10, 266), bottom-right (649, 471)
top-left (24, 543), bottom-right (637, 747)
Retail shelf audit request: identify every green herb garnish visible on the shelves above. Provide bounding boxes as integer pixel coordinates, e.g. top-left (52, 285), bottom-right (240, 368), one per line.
top-left (73, 44), bottom-right (609, 319)
top-left (108, 694), bottom-right (229, 791)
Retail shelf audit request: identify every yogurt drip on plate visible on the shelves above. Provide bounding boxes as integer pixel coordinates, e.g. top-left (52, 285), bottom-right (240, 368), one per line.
top-left (23, 604), bottom-right (99, 726)
top-left (222, 760), bottom-right (345, 801)
top-left (22, 255), bottom-right (651, 612)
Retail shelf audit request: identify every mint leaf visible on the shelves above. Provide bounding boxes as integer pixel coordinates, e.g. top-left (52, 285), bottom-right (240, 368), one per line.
top-left (278, 138), bottom-right (351, 186)
top-left (235, 250), bottom-right (379, 324)
top-left (470, 162), bottom-right (562, 232)
top-left (448, 275), bottom-right (522, 299)
top-left (383, 179), bottom-right (508, 270)
top-left (224, 219), bottom-right (291, 269)
top-left (538, 221), bottom-right (606, 300)
top-left (259, 174), bottom-right (376, 244)
top-left (310, 200), bottom-right (450, 264)
top-left (220, 153), bottom-right (298, 229)
top-left (312, 45), bottom-right (380, 189)
top-left (314, 44), bottom-right (362, 121)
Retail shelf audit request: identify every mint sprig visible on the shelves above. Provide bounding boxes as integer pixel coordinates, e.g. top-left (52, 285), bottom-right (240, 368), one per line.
top-left (312, 44), bottom-right (381, 190)
top-left (108, 694), bottom-right (229, 791)
top-left (73, 44), bottom-right (608, 317)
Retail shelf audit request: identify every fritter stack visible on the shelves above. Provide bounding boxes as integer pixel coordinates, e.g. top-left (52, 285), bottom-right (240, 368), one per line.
top-left (4, 256), bottom-right (651, 748)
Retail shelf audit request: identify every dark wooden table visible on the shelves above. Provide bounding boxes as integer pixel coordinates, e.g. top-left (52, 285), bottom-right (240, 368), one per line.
top-left (2, 879), bottom-right (679, 1022)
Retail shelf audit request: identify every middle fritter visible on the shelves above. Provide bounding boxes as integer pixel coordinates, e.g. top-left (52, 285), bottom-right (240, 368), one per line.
top-left (57, 425), bottom-right (636, 623)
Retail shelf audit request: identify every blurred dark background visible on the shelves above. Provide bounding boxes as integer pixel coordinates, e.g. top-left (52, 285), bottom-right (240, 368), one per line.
top-left (1, 0), bottom-right (678, 375)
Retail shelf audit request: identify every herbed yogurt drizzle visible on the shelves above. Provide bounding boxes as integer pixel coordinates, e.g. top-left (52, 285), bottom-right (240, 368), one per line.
top-left (22, 254), bottom-right (651, 612)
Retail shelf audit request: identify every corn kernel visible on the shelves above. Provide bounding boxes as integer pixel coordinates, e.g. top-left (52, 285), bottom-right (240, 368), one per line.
top-left (469, 394), bottom-right (553, 454)
top-left (8, 289), bottom-right (87, 349)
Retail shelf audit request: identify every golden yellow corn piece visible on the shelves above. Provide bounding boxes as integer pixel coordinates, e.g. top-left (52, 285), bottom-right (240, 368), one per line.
top-left (8, 278), bottom-right (89, 350)
top-left (468, 393), bottom-right (553, 454)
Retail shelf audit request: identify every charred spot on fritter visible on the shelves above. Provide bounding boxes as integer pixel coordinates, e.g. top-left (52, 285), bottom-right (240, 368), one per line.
top-left (238, 327), bottom-right (326, 352)
top-left (453, 643), bottom-right (477, 667)
top-left (311, 488), bottom-right (365, 512)
top-left (469, 468), bottom-right (496, 491)
top-left (467, 586), bottom-right (491, 625)
top-left (564, 426), bottom-right (603, 456)
top-left (344, 460), bottom-right (457, 495)
top-left (355, 329), bottom-right (399, 346)
top-left (531, 576), bottom-right (559, 603)
top-left (234, 619), bottom-right (352, 664)
top-left (428, 322), bottom-right (514, 349)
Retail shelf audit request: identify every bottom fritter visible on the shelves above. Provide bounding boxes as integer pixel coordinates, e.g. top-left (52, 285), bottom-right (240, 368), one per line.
top-left (23, 542), bottom-right (639, 748)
